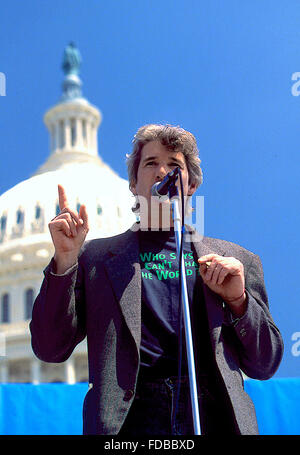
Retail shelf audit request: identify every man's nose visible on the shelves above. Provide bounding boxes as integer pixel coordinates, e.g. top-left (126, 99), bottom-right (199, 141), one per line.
top-left (156, 165), bottom-right (169, 181)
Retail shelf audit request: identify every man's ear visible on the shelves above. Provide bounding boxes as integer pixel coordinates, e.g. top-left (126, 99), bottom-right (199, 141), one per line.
top-left (130, 181), bottom-right (137, 196)
top-left (187, 182), bottom-right (197, 196)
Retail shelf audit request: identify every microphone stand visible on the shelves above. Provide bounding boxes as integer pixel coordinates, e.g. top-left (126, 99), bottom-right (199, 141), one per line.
top-left (168, 181), bottom-right (201, 435)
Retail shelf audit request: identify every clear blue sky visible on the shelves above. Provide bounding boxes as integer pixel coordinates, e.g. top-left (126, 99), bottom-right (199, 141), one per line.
top-left (0, 0), bottom-right (299, 377)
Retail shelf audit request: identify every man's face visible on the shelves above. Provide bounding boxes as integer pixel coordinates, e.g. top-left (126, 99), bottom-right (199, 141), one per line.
top-left (130, 140), bottom-right (196, 226)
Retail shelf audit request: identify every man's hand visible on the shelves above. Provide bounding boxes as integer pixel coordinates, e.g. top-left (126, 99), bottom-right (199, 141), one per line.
top-left (198, 254), bottom-right (247, 318)
top-left (48, 184), bottom-right (89, 274)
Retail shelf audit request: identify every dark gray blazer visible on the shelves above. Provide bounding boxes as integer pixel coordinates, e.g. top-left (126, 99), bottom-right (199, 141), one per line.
top-left (30, 225), bottom-right (284, 435)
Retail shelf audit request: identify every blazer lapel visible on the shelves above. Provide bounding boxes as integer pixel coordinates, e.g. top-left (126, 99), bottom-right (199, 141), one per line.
top-left (104, 225), bottom-right (142, 351)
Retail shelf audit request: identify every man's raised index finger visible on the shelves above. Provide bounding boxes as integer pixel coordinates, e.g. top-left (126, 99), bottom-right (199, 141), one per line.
top-left (58, 184), bottom-right (68, 210)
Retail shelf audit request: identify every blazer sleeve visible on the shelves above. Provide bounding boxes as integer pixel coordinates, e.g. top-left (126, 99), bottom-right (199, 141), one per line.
top-left (225, 253), bottom-right (284, 380)
top-left (30, 257), bottom-right (86, 363)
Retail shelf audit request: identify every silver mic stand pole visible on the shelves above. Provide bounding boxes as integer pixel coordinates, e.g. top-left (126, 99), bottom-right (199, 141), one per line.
top-left (168, 181), bottom-right (201, 435)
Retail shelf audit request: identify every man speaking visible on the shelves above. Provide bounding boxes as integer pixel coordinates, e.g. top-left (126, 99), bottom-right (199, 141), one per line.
top-left (30, 124), bottom-right (283, 435)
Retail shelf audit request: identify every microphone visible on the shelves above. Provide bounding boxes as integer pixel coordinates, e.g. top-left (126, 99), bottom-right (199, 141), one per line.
top-left (151, 167), bottom-right (180, 197)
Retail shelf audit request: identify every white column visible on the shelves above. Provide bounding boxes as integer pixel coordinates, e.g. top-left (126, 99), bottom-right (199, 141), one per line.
top-left (65, 118), bottom-right (71, 150)
top-left (65, 357), bottom-right (76, 384)
top-left (55, 122), bottom-right (60, 152)
top-left (76, 117), bottom-right (83, 149)
top-left (82, 119), bottom-right (87, 149)
top-left (31, 358), bottom-right (40, 384)
top-left (87, 121), bottom-right (92, 151)
top-left (89, 123), bottom-right (94, 153)
top-left (91, 123), bottom-right (97, 155)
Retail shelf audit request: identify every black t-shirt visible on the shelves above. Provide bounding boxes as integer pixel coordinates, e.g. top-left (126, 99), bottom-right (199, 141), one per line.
top-left (138, 228), bottom-right (214, 379)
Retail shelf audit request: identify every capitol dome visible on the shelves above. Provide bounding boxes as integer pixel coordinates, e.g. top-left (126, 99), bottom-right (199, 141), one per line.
top-left (0, 43), bottom-right (135, 384)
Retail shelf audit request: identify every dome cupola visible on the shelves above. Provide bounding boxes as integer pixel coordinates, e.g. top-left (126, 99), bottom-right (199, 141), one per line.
top-left (35, 42), bottom-right (102, 175)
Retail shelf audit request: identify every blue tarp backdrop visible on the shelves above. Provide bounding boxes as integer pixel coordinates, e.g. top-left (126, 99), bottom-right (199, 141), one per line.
top-left (0, 378), bottom-right (299, 435)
